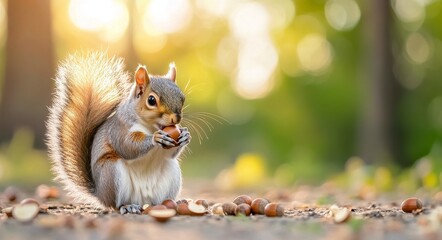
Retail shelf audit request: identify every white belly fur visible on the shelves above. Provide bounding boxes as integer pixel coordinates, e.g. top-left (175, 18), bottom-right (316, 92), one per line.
top-left (115, 146), bottom-right (182, 207)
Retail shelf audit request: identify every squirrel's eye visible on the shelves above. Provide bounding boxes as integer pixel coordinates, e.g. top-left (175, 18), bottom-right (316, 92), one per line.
top-left (147, 95), bottom-right (157, 107)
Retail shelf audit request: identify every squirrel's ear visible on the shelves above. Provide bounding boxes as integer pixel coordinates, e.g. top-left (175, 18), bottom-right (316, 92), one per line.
top-left (135, 65), bottom-right (150, 98)
top-left (135, 65), bottom-right (150, 86)
top-left (165, 62), bottom-right (176, 82)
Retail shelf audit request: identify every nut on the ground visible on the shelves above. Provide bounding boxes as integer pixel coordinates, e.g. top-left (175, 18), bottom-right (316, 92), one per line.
top-left (195, 199), bottom-right (209, 209)
top-left (222, 202), bottom-right (237, 215)
top-left (12, 203), bottom-right (40, 222)
top-left (177, 202), bottom-right (192, 215)
top-left (211, 203), bottom-right (225, 216)
top-left (20, 198), bottom-right (40, 207)
top-left (332, 207), bottom-right (351, 223)
top-left (36, 185), bottom-right (59, 199)
top-left (251, 198), bottom-right (269, 215)
top-left (233, 195), bottom-right (253, 206)
top-left (401, 197), bottom-right (423, 213)
top-left (149, 209), bottom-right (177, 223)
top-left (162, 199), bottom-right (178, 210)
top-left (3, 186), bottom-right (18, 202)
top-left (235, 203), bottom-right (251, 216)
top-left (3, 206), bottom-right (14, 218)
top-left (264, 203), bottom-right (284, 217)
top-left (188, 202), bottom-right (206, 216)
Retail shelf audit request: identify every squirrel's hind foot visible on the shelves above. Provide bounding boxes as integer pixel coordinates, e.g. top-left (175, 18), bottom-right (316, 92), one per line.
top-left (119, 204), bottom-right (143, 214)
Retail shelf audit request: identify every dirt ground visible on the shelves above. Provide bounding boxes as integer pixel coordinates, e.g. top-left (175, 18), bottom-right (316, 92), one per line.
top-left (1, 181), bottom-right (441, 240)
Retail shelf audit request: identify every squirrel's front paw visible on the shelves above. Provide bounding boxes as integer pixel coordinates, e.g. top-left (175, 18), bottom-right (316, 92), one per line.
top-left (119, 204), bottom-right (142, 214)
top-left (177, 127), bottom-right (191, 146)
top-left (153, 130), bottom-right (177, 148)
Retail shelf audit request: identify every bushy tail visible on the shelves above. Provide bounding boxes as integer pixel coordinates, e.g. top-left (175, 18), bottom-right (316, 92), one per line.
top-left (46, 51), bottom-right (131, 207)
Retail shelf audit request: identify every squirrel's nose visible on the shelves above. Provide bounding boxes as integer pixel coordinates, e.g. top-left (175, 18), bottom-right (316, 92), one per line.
top-left (170, 113), bottom-right (182, 124)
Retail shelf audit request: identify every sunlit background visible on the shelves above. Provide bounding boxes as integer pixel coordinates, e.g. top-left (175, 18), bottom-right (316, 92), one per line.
top-left (1, 0), bottom-right (442, 196)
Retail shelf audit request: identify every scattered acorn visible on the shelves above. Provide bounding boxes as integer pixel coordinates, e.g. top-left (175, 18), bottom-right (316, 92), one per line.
top-left (149, 209), bottom-right (177, 223)
top-left (251, 198), bottom-right (269, 215)
top-left (3, 186), bottom-right (18, 202)
top-left (195, 199), bottom-right (209, 209)
top-left (176, 202), bottom-right (192, 215)
top-left (332, 207), bottom-right (351, 223)
top-left (188, 202), bottom-right (206, 216)
top-left (176, 199), bottom-right (188, 205)
top-left (142, 206), bottom-right (153, 215)
top-left (12, 203), bottom-right (40, 222)
top-left (142, 204), bottom-right (150, 210)
top-left (235, 203), bottom-right (252, 216)
top-left (20, 198), bottom-right (40, 207)
top-left (162, 199), bottom-right (177, 210)
top-left (36, 185), bottom-right (59, 199)
top-left (3, 207), bottom-right (14, 218)
top-left (222, 202), bottom-right (237, 216)
top-left (401, 197), bottom-right (423, 213)
top-left (211, 203), bottom-right (225, 216)
top-left (264, 203), bottom-right (284, 217)
top-left (233, 195), bottom-right (253, 206)
top-left (143, 205), bottom-right (166, 215)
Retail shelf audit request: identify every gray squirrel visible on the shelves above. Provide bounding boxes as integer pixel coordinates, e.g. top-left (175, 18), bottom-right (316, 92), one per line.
top-left (46, 52), bottom-right (191, 214)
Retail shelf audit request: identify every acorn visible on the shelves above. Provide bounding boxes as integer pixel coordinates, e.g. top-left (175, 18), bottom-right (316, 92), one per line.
top-left (401, 197), bottom-right (423, 213)
top-left (222, 202), bottom-right (237, 216)
top-left (264, 203), bottom-right (284, 217)
top-left (333, 207), bottom-right (351, 223)
top-left (194, 199), bottom-right (209, 209)
top-left (3, 207), bottom-right (14, 218)
top-left (3, 186), bottom-right (18, 202)
top-left (162, 199), bottom-right (177, 210)
top-left (163, 125), bottom-right (181, 142)
top-left (251, 198), bottom-right (269, 215)
top-left (149, 209), bottom-right (176, 223)
top-left (233, 195), bottom-right (252, 206)
top-left (211, 203), bottom-right (225, 216)
top-left (12, 203), bottom-right (40, 222)
top-left (235, 203), bottom-right (251, 216)
top-left (188, 202), bottom-right (206, 216)
top-left (143, 205), bottom-right (166, 215)
top-left (20, 198), bottom-right (40, 207)
top-left (176, 202), bottom-right (192, 215)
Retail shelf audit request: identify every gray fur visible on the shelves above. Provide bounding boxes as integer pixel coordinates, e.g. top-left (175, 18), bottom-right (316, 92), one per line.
top-left (150, 77), bottom-right (185, 114)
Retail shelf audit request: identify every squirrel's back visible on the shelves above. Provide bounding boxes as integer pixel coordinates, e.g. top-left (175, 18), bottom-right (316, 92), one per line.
top-left (46, 51), bottom-right (131, 206)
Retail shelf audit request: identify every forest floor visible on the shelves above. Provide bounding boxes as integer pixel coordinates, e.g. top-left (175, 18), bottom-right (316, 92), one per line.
top-left (1, 180), bottom-right (441, 240)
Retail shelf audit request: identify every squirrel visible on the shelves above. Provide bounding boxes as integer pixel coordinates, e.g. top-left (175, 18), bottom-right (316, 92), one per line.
top-left (46, 51), bottom-right (191, 214)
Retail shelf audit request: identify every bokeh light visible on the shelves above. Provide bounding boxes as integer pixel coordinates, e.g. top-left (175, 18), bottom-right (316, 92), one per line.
top-left (228, 2), bottom-right (270, 41)
top-left (235, 38), bottom-right (278, 99)
top-left (69, 0), bottom-right (129, 42)
top-left (0, 1), bottom-right (6, 48)
top-left (265, 0), bottom-right (296, 30)
top-left (325, 0), bottom-right (361, 31)
top-left (195, 0), bottom-right (235, 17)
top-left (404, 32), bottom-right (432, 65)
top-left (297, 34), bottom-right (333, 74)
top-left (227, 2), bottom-right (279, 99)
top-left (143, 0), bottom-right (193, 34)
top-left (391, 0), bottom-right (425, 27)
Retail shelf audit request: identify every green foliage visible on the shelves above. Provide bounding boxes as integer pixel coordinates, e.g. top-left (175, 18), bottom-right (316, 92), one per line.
top-left (0, 129), bottom-right (52, 186)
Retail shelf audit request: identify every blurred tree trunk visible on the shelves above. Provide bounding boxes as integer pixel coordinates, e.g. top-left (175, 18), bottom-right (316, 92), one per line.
top-left (0, 0), bottom-right (54, 148)
top-left (125, 0), bottom-right (139, 70)
top-left (358, 0), bottom-right (401, 164)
